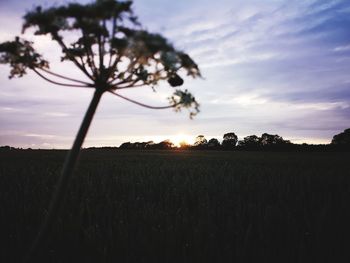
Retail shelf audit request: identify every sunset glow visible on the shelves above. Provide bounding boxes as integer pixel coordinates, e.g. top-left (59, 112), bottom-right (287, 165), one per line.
top-left (1, 2), bottom-right (348, 263)
top-left (169, 134), bottom-right (194, 147)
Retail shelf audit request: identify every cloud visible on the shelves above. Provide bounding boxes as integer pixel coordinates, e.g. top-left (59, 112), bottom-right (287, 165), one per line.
top-left (333, 44), bottom-right (350, 52)
top-left (1, 0), bottom-right (350, 148)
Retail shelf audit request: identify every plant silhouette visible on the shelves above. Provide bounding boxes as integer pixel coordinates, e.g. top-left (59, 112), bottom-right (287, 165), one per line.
top-left (194, 135), bottom-right (208, 147)
top-left (331, 128), bottom-right (350, 145)
top-left (222, 132), bottom-right (238, 149)
top-left (0, 0), bottom-right (201, 261)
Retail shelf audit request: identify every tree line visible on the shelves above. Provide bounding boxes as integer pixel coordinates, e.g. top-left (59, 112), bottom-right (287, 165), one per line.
top-left (118, 128), bottom-right (350, 151)
top-left (1, 129), bottom-right (349, 152)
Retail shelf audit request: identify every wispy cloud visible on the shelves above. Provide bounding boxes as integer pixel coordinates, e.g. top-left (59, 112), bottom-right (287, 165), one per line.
top-left (0, 0), bottom-right (350, 148)
top-left (333, 44), bottom-right (350, 52)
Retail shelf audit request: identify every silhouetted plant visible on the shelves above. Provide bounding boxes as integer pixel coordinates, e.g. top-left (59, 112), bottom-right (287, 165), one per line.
top-left (238, 135), bottom-right (260, 147)
top-left (119, 141), bottom-right (132, 149)
top-left (222, 132), bottom-right (238, 149)
top-left (331, 128), bottom-right (350, 146)
top-left (0, 0), bottom-right (201, 261)
top-left (207, 138), bottom-right (220, 148)
top-left (260, 133), bottom-right (290, 146)
top-left (155, 139), bottom-right (174, 149)
top-left (194, 135), bottom-right (208, 147)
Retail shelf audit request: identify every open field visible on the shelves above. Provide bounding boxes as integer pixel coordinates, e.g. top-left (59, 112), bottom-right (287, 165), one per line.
top-left (0, 149), bottom-right (349, 262)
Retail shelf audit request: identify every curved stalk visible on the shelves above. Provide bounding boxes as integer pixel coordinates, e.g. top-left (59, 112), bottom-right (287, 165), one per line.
top-left (33, 69), bottom-right (92, 88)
top-left (40, 68), bottom-right (92, 85)
top-left (23, 89), bottom-right (104, 263)
top-left (109, 90), bottom-right (178, 109)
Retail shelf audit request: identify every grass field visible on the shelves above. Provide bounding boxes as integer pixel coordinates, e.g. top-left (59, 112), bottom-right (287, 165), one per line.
top-left (0, 149), bottom-right (349, 262)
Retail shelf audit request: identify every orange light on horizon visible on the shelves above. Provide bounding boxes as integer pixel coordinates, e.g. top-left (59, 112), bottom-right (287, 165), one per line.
top-left (168, 134), bottom-right (194, 147)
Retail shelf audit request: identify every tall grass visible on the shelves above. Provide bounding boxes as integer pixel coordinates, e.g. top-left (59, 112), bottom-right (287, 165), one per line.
top-left (0, 149), bottom-right (349, 262)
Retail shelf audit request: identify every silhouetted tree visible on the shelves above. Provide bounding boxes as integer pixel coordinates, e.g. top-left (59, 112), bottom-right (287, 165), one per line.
top-left (134, 142), bottom-right (144, 149)
top-left (194, 135), bottom-right (208, 147)
top-left (0, 1), bottom-right (201, 261)
top-left (238, 135), bottom-right (260, 147)
top-left (119, 140), bottom-right (156, 149)
top-left (331, 128), bottom-right (350, 145)
top-left (207, 138), bottom-right (220, 148)
top-left (0, 145), bottom-right (12, 150)
top-left (155, 139), bottom-right (174, 149)
top-left (145, 141), bottom-right (155, 148)
top-left (260, 133), bottom-right (289, 146)
top-left (222, 132), bottom-right (238, 149)
top-left (119, 142), bottom-right (132, 149)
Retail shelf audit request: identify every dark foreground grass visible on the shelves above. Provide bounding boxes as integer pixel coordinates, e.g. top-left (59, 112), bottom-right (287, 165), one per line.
top-left (0, 149), bottom-right (349, 263)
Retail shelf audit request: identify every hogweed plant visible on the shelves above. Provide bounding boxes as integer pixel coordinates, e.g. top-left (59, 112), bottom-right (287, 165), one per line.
top-left (0, 0), bottom-right (200, 261)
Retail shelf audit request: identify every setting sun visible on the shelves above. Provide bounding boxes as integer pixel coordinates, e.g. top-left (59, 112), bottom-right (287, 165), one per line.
top-left (1, 1), bottom-right (349, 262)
top-left (169, 134), bottom-right (194, 147)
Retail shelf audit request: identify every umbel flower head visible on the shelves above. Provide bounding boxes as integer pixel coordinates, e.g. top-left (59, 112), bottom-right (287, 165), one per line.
top-left (0, 2), bottom-right (203, 262)
top-left (0, 0), bottom-right (201, 116)
top-left (0, 37), bottom-right (49, 78)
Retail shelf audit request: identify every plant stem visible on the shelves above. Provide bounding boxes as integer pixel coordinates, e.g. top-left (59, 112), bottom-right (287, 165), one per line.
top-left (23, 89), bottom-right (104, 263)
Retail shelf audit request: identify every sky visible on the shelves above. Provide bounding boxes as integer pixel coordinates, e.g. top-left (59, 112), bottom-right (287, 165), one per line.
top-left (0, 0), bottom-right (350, 148)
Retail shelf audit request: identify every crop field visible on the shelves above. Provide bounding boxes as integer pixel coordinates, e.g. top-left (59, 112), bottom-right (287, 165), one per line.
top-left (0, 149), bottom-right (350, 262)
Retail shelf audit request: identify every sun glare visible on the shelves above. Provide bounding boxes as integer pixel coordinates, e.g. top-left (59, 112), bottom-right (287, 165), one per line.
top-left (170, 134), bottom-right (194, 147)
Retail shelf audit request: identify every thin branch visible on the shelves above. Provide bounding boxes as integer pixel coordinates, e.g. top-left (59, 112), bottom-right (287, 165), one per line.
top-left (98, 22), bottom-right (105, 75)
top-left (111, 75), bottom-right (141, 87)
top-left (40, 68), bottom-right (92, 85)
top-left (33, 69), bottom-right (93, 88)
top-left (77, 55), bottom-right (95, 81)
top-left (98, 37), bottom-right (103, 71)
top-left (108, 53), bottom-right (115, 71)
top-left (107, 56), bottom-right (139, 84)
top-left (53, 33), bottom-right (95, 81)
top-left (107, 58), bottom-right (142, 85)
top-left (111, 72), bottom-right (168, 89)
top-left (108, 16), bottom-right (117, 68)
top-left (102, 19), bottom-right (107, 64)
top-left (113, 83), bottom-right (148, 90)
top-left (107, 53), bottom-right (121, 80)
top-left (109, 90), bottom-right (178, 109)
top-left (86, 48), bottom-right (98, 78)
top-left (80, 30), bottom-right (98, 78)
